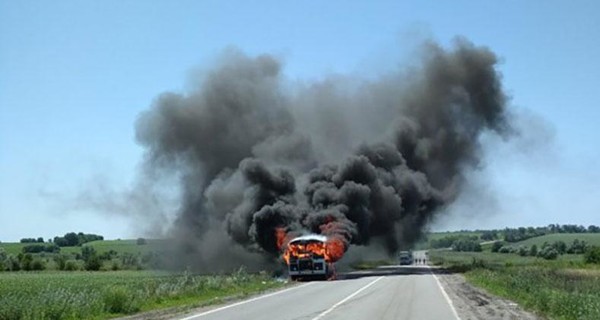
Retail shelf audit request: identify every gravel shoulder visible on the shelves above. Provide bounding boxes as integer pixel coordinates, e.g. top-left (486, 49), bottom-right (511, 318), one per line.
top-left (436, 270), bottom-right (542, 320)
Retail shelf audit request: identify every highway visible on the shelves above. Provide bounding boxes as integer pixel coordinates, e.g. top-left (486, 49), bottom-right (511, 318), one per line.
top-left (178, 254), bottom-right (460, 320)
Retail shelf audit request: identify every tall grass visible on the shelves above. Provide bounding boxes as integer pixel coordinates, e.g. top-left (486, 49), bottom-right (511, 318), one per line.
top-left (0, 269), bottom-right (284, 320)
top-left (467, 267), bottom-right (600, 320)
top-left (431, 249), bottom-right (600, 320)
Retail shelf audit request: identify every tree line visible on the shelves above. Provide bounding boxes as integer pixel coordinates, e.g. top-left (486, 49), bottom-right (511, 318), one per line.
top-left (20, 232), bottom-right (104, 247)
top-left (429, 224), bottom-right (600, 250)
top-left (0, 237), bottom-right (155, 272)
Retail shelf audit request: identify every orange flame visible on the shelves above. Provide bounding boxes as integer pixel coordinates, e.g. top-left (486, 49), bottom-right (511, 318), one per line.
top-left (275, 228), bottom-right (347, 264)
top-left (275, 227), bottom-right (287, 250)
top-left (325, 237), bottom-right (346, 262)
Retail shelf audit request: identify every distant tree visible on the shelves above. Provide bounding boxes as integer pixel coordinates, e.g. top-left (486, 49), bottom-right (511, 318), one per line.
top-left (584, 246), bottom-right (600, 264)
top-left (81, 246), bottom-right (97, 261)
top-left (19, 238), bottom-right (37, 243)
top-left (480, 231), bottom-right (496, 241)
top-left (552, 241), bottom-right (567, 254)
top-left (567, 239), bottom-right (588, 254)
top-left (53, 237), bottom-right (69, 247)
top-left (64, 232), bottom-right (79, 246)
top-left (529, 244), bottom-right (538, 257)
top-left (22, 243), bottom-right (60, 254)
top-left (64, 260), bottom-right (79, 271)
top-left (53, 232), bottom-right (104, 247)
top-left (430, 235), bottom-right (478, 249)
top-left (81, 246), bottom-right (101, 271)
top-left (452, 239), bottom-right (482, 252)
top-left (31, 258), bottom-right (45, 271)
top-left (36, 237), bottom-right (44, 243)
top-left (539, 246), bottom-right (558, 260)
top-left (84, 255), bottom-right (101, 271)
top-left (22, 244), bottom-right (45, 253)
top-left (77, 233), bottom-right (103, 245)
top-left (20, 253), bottom-right (33, 271)
top-left (7, 255), bottom-right (20, 271)
top-left (491, 241), bottom-right (504, 253)
top-left (0, 248), bottom-right (7, 271)
top-left (121, 253), bottom-right (141, 270)
top-left (588, 225), bottom-right (600, 233)
top-left (498, 246), bottom-right (512, 254)
top-left (54, 254), bottom-right (67, 271)
top-left (136, 238), bottom-right (147, 245)
top-left (518, 246), bottom-right (529, 256)
top-left (99, 250), bottom-right (118, 261)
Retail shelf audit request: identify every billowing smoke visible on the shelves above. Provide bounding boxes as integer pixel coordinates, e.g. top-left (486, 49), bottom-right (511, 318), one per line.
top-left (135, 38), bottom-right (509, 270)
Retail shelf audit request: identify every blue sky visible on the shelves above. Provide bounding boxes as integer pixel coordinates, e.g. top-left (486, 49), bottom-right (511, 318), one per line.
top-left (1, 1), bottom-right (599, 241)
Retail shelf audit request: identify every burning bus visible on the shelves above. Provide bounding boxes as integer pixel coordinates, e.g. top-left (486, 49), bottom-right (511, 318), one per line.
top-left (283, 234), bottom-right (335, 281)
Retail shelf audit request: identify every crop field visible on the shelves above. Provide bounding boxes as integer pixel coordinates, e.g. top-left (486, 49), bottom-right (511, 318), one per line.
top-left (513, 233), bottom-right (600, 247)
top-left (0, 239), bottom-right (169, 256)
top-left (429, 250), bottom-right (585, 269)
top-left (0, 242), bottom-right (29, 255)
top-left (426, 231), bottom-right (482, 242)
top-left (81, 239), bottom-right (169, 254)
top-left (0, 270), bottom-right (285, 320)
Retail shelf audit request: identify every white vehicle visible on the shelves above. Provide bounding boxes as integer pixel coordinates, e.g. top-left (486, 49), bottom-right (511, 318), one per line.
top-left (399, 250), bottom-right (413, 265)
top-left (286, 235), bottom-right (333, 280)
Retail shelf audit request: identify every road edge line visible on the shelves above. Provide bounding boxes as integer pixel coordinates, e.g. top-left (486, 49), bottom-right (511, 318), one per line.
top-left (429, 266), bottom-right (461, 320)
top-left (179, 282), bottom-right (314, 320)
top-left (311, 276), bottom-right (384, 320)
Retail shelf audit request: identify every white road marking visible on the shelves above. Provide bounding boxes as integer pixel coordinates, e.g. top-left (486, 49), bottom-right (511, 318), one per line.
top-left (179, 282), bottom-right (314, 320)
top-left (311, 276), bottom-right (384, 320)
top-left (429, 266), bottom-right (461, 320)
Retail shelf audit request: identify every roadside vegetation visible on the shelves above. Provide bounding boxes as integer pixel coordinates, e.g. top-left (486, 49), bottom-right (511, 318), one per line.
top-left (428, 225), bottom-right (600, 320)
top-left (0, 232), bottom-right (288, 320)
top-left (2, 225), bottom-right (599, 319)
top-left (0, 269), bottom-right (285, 320)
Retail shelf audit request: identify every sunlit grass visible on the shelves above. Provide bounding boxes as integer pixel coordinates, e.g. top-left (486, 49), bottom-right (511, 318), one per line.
top-left (0, 269), bottom-right (285, 320)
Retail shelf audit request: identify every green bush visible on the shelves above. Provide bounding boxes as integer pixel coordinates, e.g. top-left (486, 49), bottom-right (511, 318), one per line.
top-left (491, 241), bottom-right (504, 253)
top-left (584, 246), bottom-right (600, 264)
top-left (498, 246), bottom-right (513, 254)
top-left (452, 239), bottom-right (482, 252)
top-left (529, 244), bottom-right (538, 256)
top-left (64, 260), bottom-right (81, 271)
top-left (85, 255), bottom-right (102, 271)
top-left (538, 246), bottom-right (559, 260)
top-left (517, 246), bottom-right (529, 256)
top-left (31, 259), bottom-right (45, 271)
top-left (102, 286), bottom-right (141, 314)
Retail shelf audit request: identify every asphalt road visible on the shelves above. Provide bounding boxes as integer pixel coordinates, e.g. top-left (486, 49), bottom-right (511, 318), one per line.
top-left (179, 253), bottom-right (459, 320)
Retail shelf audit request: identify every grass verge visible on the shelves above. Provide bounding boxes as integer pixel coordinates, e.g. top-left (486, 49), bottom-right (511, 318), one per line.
top-left (467, 267), bottom-right (600, 320)
top-left (430, 250), bottom-right (600, 320)
top-left (0, 269), bottom-right (286, 320)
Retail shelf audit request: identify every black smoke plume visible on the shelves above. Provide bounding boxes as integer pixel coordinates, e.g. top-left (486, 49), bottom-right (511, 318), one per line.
top-left (135, 39), bottom-right (510, 270)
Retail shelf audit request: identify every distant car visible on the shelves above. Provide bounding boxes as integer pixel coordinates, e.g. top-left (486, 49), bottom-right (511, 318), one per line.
top-left (399, 251), bottom-right (413, 265)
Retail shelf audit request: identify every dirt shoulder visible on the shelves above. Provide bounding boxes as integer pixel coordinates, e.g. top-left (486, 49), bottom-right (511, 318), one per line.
top-left (435, 270), bottom-right (542, 320)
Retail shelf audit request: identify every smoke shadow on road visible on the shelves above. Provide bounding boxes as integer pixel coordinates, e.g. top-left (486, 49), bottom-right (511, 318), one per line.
top-left (337, 265), bottom-right (454, 280)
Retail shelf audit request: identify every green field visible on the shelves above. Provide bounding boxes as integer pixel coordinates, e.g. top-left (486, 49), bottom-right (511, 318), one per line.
top-left (0, 270), bottom-right (285, 320)
top-left (426, 231), bottom-right (482, 242)
top-left (0, 239), bottom-right (169, 256)
top-left (0, 242), bottom-right (31, 255)
top-left (513, 233), bottom-right (600, 247)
